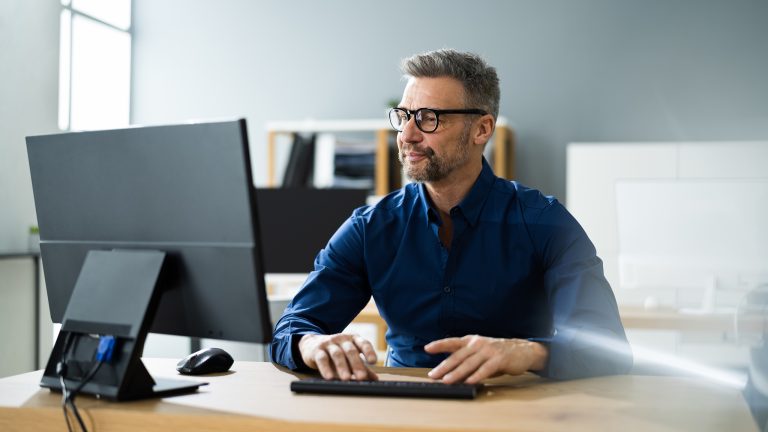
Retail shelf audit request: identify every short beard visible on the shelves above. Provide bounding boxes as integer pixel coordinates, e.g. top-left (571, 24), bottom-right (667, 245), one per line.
top-left (399, 124), bottom-right (472, 183)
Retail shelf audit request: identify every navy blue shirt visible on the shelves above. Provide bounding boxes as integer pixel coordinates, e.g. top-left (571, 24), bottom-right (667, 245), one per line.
top-left (270, 159), bottom-right (632, 379)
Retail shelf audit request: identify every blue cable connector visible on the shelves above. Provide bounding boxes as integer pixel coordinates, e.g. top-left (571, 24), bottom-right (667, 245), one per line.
top-left (96, 335), bottom-right (116, 362)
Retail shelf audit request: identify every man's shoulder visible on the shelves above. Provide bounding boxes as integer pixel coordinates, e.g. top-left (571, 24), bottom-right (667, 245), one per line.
top-left (490, 179), bottom-right (558, 211)
top-left (352, 183), bottom-right (420, 220)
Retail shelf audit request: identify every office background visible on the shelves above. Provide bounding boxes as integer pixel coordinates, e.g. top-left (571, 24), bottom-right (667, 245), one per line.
top-left (1, 0), bottom-right (767, 378)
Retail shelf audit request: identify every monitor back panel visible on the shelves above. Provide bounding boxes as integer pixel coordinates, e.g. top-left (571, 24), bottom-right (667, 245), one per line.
top-left (27, 120), bottom-right (272, 342)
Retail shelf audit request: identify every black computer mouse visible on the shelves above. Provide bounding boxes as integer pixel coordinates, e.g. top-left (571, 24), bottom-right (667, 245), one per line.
top-left (176, 347), bottom-right (234, 375)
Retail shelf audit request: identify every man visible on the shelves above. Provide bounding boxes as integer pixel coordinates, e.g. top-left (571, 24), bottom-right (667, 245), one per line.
top-left (270, 49), bottom-right (632, 384)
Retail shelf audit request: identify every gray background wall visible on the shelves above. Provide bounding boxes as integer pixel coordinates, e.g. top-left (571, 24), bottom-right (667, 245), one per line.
top-left (132, 0), bottom-right (768, 200)
top-left (0, 0), bottom-right (59, 377)
top-left (0, 1), bottom-right (58, 249)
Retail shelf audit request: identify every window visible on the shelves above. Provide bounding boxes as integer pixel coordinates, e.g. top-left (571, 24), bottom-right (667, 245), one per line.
top-left (59, 0), bottom-right (132, 131)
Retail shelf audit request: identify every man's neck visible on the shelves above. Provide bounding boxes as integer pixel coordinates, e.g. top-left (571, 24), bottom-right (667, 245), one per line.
top-left (424, 160), bottom-right (482, 215)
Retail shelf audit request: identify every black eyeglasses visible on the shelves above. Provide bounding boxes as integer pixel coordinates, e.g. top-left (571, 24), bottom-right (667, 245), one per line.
top-left (388, 107), bottom-right (488, 133)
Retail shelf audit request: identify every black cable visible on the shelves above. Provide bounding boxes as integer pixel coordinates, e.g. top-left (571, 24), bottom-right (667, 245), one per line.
top-left (59, 374), bottom-right (74, 432)
top-left (57, 332), bottom-right (107, 432)
top-left (58, 332), bottom-right (75, 432)
top-left (71, 359), bottom-right (103, 395)
top-left (67, 392), bottom-right (88, 432)
top-left (66, 359), bottom-right (103, 432)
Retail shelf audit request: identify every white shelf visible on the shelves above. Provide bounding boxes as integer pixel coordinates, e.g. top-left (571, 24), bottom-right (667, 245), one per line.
top-left (265, 119), bottom-right (390, 133)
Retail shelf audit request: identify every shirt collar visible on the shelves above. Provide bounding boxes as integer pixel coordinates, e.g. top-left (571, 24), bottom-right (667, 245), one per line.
top-left (417, 184), bottom-right (441, 226)
top-left (417, 157), bottom-right (496, 227)
top-left (455, 157), bottom-right (495, 227)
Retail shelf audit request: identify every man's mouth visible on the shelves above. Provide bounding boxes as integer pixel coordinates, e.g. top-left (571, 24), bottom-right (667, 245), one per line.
top-left (406, 152), bottom-right (427, 162)
top-left (402, 147), bottom-right (434, 163)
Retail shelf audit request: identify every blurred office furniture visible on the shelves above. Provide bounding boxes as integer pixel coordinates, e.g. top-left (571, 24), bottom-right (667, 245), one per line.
top-left (737, 286), bottom-right (768, 429)
top-left (615, 179), bottom-right (767, 311)
top-left (566, 141), bottom-right (768, 371)
top-left (355, 301), bottom-right (757, 356)
top-left (265, 118), bottom-right (515, 196)
top-left (0, 358), bottom-right (757, 431)
top-left (255, 188), bottom-right (368, 274)
top-left (567, 141), bottom-right (768, 306)
top-left (281, 133), bottom-right (316, 188)
top-left (0, 251), bottom-right (41, 376)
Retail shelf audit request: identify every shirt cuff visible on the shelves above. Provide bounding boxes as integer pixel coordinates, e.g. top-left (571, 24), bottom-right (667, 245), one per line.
top-left (290, 332), bottom-right (317, 372)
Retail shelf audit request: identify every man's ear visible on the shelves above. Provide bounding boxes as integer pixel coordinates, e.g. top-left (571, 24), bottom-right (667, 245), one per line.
top-left (473, 115), bottom-right (495, 146)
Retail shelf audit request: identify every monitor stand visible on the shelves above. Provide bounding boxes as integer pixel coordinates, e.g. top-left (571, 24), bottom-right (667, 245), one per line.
top-left (40, 249), bottom-right (205, 401)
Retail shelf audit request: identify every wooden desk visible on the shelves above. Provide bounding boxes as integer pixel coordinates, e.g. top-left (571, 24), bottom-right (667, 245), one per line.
top-left (619, 306), bottom-right (742, 333)
top-left (0, 359), bottom-right (756, 432)
top-left (353, 301), bottom-right (389, 351)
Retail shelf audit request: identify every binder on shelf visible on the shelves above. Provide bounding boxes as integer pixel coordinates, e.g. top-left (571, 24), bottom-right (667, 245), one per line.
top-left (283, 133), bottom-right (316, 188)
top-left (333, 138), bottom-right (375, 191)
top-left (313, 134), bottom-right (376, 191)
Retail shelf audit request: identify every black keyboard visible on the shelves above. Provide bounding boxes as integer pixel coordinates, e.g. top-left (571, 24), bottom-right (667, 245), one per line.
top-left (290, 378), bottom-right (483, 399)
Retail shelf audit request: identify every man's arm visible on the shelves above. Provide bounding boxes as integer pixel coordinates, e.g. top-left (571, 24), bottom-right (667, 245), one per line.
top-left (530, 200), bottom-right (633, 379)
top-left (269, 213), bottom-right (378, 379)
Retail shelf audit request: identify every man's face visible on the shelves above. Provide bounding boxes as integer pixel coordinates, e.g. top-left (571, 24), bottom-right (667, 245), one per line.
top-left (397, 77), bottom-right (474, 183)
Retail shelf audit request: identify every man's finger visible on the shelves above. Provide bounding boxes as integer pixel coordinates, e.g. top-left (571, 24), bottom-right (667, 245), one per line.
top-left (465, 358), bottom-right (500, 384)
top-left (424, 337), bottom-right (464, 354)
top-left (314, 350), bottom-right (336, 380)
top-left (365, 368), bottom-right (379, 381)
top-left (428, 345), bottom-right (473, 379)
top-left (340, 340), bottom-right (368, 380)
top-left (441, 351), bottom-right (487, 384)
top-left (326, 344), bottom-right (352, 380)
top-left (353, 335), bottom-right (378, 364)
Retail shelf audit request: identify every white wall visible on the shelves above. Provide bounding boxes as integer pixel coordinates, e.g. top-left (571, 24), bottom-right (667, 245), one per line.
top-left (0, 0), bottom-right (60, 377)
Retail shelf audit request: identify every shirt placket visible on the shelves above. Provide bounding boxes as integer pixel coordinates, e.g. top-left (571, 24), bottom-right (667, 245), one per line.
top-left (437, 208), bottom-right (467, 337)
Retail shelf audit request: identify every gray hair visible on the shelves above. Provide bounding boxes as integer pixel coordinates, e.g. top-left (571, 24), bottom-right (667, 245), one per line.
top-left (401, 49), bottom-right (500, 120)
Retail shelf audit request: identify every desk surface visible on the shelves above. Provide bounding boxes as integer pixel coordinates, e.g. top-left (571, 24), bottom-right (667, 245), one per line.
top-left (618, 306), bottom-right (744, 332)
top-left (0, 359), bottom-right (756, 432)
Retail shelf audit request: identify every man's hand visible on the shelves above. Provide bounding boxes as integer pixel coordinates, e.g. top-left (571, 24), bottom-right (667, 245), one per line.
top-left (298, 333), bottom-right (378, 381)
top-left (424, 335), bottom-right (548, 384)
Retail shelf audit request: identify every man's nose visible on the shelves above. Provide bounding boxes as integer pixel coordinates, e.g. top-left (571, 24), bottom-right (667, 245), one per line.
top-left (399, 115), bottom-right (423, 143)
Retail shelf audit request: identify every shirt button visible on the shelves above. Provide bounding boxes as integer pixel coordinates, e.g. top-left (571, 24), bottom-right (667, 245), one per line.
top-left (443, 286), bottom-right (451, 293)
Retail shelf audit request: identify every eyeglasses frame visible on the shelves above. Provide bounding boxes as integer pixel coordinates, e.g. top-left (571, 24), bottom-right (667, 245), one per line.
top-left (388, 107), bottom-right (488, 133)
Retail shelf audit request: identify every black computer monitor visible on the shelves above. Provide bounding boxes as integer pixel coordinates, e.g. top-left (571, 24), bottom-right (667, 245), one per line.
top-left (26, 119), bottom-right (271, 400)
top-left (255, 188), bottom-right (369, 273)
